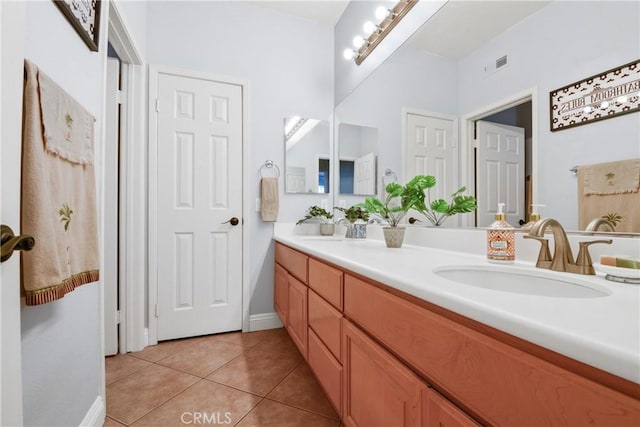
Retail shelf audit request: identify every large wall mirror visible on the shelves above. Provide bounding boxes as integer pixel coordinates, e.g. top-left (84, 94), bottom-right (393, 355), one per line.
top-left (284, 116), bottom-right (332, 194)
top-left (333, 0), bottom-right (639, 232)
top-left (337, 123), bottom-right (378, 196)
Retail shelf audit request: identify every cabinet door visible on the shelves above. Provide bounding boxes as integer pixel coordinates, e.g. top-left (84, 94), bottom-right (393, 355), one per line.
top-left (287, 275), bottom-right (308, 359)
top-left (425, 389), bottom-right (479, 427)
top-left (274, 263), bottom-right (288, 325)
top-left (342, 319), bottom-right (427, 427)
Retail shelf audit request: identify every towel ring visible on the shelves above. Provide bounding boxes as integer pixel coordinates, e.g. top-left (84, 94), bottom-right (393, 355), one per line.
top-left (260, 160), bottom-right (280, 178)
top-left (382, 168), bottom-right (398, 187)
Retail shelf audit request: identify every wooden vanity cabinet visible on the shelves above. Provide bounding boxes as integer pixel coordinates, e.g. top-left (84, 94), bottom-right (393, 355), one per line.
top-left (286, 275), bottom-right (308, 360)
top-left (274, 242), bottom-right (640, 426)
top-left (274, 263), bottom-right (288, 325)
top-left (342, 318), bottom-right (428, 427)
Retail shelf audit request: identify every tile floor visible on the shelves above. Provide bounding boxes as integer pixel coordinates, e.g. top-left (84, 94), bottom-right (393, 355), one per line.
top-left (104, 328), bottom-right (341, 426)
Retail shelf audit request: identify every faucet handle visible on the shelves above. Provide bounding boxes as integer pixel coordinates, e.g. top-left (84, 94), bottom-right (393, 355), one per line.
top-left (523, 235), bottom-right (552, 268)
top-left (575, 239), bottom-right (613, 274)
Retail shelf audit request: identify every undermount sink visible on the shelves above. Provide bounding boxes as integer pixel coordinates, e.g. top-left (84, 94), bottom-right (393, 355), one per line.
top-left (299, 235), bottom-right (345, 241)
top-left (433, 265), bottom-right (611, 298)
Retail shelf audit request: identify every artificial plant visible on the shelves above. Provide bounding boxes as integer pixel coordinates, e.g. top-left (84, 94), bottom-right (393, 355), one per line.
top-left (296, 205), bottom-right (334, 225)
top-left (334, 205), bottom-right (369, 223)
top-left (412, 175), bottom-right (477, 226)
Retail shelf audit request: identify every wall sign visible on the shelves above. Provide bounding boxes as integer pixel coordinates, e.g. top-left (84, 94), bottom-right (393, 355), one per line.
top-left (549, 60), bottom-right (639, 132)
top-left (53, 0), bottom-right (101, 52)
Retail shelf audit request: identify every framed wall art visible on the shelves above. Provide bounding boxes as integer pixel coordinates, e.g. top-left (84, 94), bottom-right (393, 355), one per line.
top-left (53, 0), bottom-right (102, 52)
top-left (549, 59), bottom-right (639, 132)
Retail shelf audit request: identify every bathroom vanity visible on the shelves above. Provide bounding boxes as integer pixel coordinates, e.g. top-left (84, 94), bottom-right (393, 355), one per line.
top-left (273, 228), bottom-right (640, 426)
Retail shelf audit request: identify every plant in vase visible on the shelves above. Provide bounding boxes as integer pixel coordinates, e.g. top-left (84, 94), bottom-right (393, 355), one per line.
top-left (360, 177), bottom-right (428, 247)
top-left (296, 205), bottom-right (335, 235)
top-left (334, 205), bottom-right (370, 238)
top-left (412, 175), bottom-right (477, 226)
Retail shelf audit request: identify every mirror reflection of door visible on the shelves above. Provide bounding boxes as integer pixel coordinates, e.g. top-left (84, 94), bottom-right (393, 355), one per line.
top-left (284, 116), bottom-right (331, 193)
top-left (475, 102), bottom-right (531, 227)
top-left (338, 123), bottom-right (379, 195)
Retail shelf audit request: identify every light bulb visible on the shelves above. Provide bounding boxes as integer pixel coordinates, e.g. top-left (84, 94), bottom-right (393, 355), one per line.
top-left (600, 101), bottom-right (610, 109)
top-left (363, 21), bottom-right (377, 36)
top-left (617, 95), bottom-right (628, 103)
top-left (343, 49), bottom-right (355, 60)
top-left (375, 6), bottom-right (389, 20)
top-left (352, 35), bottom-right (365, 49)
top-left (584, 106), bottom-right (593, 113)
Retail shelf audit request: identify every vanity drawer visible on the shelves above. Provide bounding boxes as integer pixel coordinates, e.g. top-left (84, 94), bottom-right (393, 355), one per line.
top-left (275, 243), bottom-right (308, 283)
top-left (308, 258), bottom-right (343, 310)
top-left (308, 328), bottom-right (342, 417)
top-left (344, 273), bottom-right (640, 426)
top-left (308, 289), bottom-right (342, 361)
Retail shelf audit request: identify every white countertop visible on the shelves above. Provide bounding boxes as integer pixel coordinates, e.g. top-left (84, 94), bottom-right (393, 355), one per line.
top-left (273, 227), bottom-right (640, 384)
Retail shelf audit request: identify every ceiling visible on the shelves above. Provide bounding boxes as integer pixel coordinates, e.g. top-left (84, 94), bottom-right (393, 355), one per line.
top-left (246, 1), bottom-right (550, 59)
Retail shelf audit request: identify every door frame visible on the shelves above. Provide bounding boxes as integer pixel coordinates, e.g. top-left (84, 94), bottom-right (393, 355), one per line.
top-left (460, 87), bottom-right (538, 227)
top-left (104, 0), bottom-right (147, 359)
top-left (147, 64), bottom-right (250, 345)
top-left (0, 2), bottom-right (26, 425)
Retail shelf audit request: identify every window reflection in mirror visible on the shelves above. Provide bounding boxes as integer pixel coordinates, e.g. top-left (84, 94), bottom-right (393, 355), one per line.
top-left (338, 123), bottom-right (378, 195)
top-left (284, 116), bottom-right (331, 194)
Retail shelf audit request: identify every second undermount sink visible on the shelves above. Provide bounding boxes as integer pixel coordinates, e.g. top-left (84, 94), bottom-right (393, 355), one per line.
top-left (433, 265), bottom-right (611, 298)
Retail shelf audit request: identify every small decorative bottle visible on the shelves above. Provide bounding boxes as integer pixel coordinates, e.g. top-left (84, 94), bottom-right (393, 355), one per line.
top-left (487, 203), bottom-right (515, 263)
top-left (352, 219), bottom-right (367, 239)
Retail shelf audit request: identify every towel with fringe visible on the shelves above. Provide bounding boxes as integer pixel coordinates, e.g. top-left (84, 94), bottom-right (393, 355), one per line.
top-left (261, 177), bottom-right (279, 222)
top-left (582, 159), bottom-right (640, 195)
top-left (21, 59), bottom-right (99, 305)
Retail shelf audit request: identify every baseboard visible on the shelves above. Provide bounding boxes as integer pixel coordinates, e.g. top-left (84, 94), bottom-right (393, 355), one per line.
top-left (144, 327), bottom-right (149, 347)
top-left (249, 312), bottom-right (283, 331)
top-left (79, 395), bottom-right (105, 427)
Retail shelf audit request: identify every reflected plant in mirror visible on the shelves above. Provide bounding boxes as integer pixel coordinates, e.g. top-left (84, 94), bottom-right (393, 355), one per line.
top-left (411, 175), bottom-right (478, 226)
top-left (284, 116), bottom-right (331, 194)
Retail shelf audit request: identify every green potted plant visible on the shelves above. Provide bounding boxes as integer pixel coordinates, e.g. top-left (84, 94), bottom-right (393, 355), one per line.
top-left (334, 205), bottom-right (370, 238)
top-left (360, 176), bottom-right (429, 247)
top-left (296, 205), bottom-right (335, 235)
top-left (412, 176), bottom-right (477, 226)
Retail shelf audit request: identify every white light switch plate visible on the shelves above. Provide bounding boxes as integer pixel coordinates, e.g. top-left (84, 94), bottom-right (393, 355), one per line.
top-left (255, 198), bottom-right (261, 212)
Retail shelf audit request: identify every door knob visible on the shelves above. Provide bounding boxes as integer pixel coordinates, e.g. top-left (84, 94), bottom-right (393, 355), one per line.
top-left (1, 224), bottom-right (35, 262)
top-left (222, 217), bottom-right (239, 226)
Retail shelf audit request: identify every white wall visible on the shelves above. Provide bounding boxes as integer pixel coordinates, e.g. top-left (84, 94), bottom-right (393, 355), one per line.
top-left (146, 1), bottom-right (333, 316)
top-left (458, 0), bottom-right (640, 229)
top-left (21, 1), bottom-right (106, 425)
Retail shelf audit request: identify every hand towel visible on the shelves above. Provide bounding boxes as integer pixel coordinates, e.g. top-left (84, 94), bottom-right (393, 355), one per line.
top-left (261, 177), bottom-right (279, 222)
top-left (578, 162), bottom-right (640, 233)
top-left (582, 159), bottom-right (640, 195)
top-left (21, 59), bottom-right (100, 305)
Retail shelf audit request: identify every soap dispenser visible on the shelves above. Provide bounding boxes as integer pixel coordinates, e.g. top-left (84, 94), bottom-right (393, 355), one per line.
top-left (521, 204), bottom-right (544, 230)
top-left (487, 203), bottom-right (515, 263)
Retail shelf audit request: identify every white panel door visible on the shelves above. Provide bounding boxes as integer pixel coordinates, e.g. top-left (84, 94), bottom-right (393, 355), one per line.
top-left (405, 112), bottom-right (457, 202)
top-left (286, 167), bottom-right (306, 193)
top-left (104, 57), bottom-right (119, 355)
top-left (354, 152), bottom-right (376, 195)
top-left (476, 120), bottom-right (525, 227)
top-left (1, 2), bottom-right (25, 424)
top-left (156, 73), bottom-right (243, 341)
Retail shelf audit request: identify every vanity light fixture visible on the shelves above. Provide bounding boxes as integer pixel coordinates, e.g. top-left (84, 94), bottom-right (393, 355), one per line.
top-left (343, 0), bottom-right (418, 66)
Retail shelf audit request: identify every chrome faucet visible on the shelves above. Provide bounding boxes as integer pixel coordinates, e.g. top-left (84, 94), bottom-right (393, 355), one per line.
top-left (585, 218), bottom-right (615, 232)
top-left (523, 218), bottom-right (612, 275)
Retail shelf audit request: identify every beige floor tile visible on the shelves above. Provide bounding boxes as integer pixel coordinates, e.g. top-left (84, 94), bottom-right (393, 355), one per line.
top-left (105, 354), bottom-right (152, 385)
top-left (103, 417), bottom-right (125, 427)
top-left (207, 349), bottom-right (300, 396)
top-left (129, 337), bottom-right (201, 362)
top-left (156, 339), bottom-right (245, 377)
top-left (267, 364), bottom-right (338, 419)
top-left (131, 379), bottom-right (261, 426)
top-left (106, 364), bottom-right (199, 425)
top-left (236, 399), bottom-right (340, 427)
top-left (251, 328), bottom-right (301, 356)
top-left (201, 329), bottom-right (273, 349)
